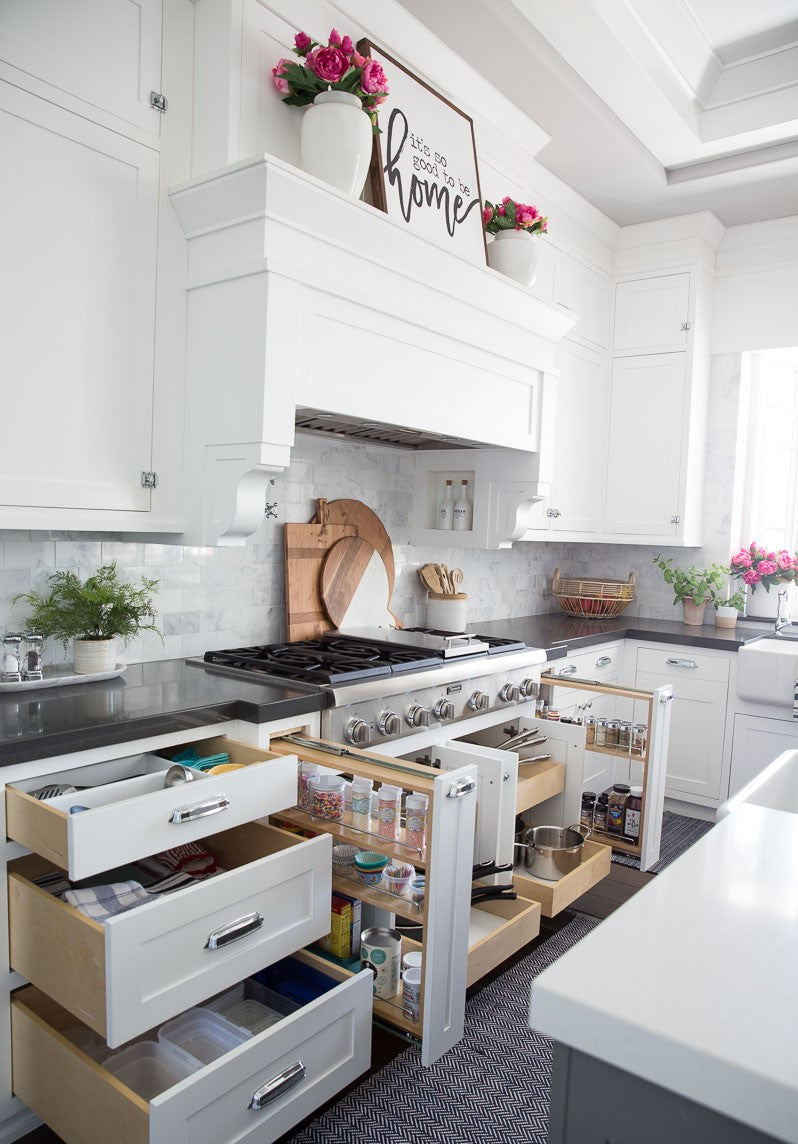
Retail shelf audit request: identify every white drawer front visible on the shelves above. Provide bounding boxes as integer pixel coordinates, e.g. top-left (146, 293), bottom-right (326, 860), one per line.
top-left (10, 826), bottom-right (332, 1046)
top-left (636, 646), bottom-right (730, 685)
top-left (7, 737), bottom-right (298, 880)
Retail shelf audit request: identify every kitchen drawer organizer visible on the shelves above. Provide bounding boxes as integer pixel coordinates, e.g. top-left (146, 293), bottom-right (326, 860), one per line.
top-left (514, 840), bottom-right (611, 916)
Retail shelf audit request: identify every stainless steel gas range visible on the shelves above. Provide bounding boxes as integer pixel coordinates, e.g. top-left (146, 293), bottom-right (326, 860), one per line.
top-left (196, 626), bottom-right (546, 755)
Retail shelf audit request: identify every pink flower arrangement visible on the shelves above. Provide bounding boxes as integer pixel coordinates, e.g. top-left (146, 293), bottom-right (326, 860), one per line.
top-left (483, 196), bottom-right (548, 236)
top-left (272, 29), bottom-right (389, 132)
top-left (730, 542), bottom-right (798, 592)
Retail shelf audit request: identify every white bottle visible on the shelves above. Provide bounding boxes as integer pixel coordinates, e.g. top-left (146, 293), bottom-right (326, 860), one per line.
top-left (452, 479), bottom-right (472, 531)
top-left (438, 479), bottom-right (454, 529)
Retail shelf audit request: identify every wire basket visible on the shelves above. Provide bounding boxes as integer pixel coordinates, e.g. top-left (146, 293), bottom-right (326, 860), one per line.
top-left (551, 569), bottom-right (636, 618)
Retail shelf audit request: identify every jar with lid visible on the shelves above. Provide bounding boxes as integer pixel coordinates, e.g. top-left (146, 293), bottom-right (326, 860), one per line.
top-left (309, 774), bottom-right (346, 822)
top-left (607, 783), bottom-right (630, 836)
top-left (351, 776), bottom-right (373, 831)
top-left (594, 717), bottom-right (608, 747)
top-left (632, 723), bottom-right (647, 755)
top-left (404, 793), bottom-right (428, 851)
top-left (580, 792), bottom-right (596, 831)
top-left (617, 721), bottom-right (632, 750)
top-left (583, 715), bottom-right (596, 746)
top-left (605, 720), bottom-right (620, 749)
top-left (593, 792), bottom-right (609, 833)
top-left (623, 785), bottom-right (643, 842)
top-left (298, 762), bottom-right (321, 812)
top-left (377, 784), bottom-right (402, 841)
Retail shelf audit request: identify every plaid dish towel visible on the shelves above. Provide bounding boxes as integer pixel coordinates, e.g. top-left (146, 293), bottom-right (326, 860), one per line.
top-left (149, 842), bottom-right (220, 878)
top-left (63, 881), bottom-right (152, 922)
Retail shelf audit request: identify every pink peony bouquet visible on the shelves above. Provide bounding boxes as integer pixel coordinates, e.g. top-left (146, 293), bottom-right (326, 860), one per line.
top-left (730, 542), bottom-right (798, 592)
top-left (483, 196), bottom-right (548, 236)
top-left (272, 29), bottom-right (389, 132)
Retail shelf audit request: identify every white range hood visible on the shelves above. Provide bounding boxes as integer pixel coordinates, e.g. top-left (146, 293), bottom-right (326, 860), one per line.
top-left (169, 155), bottom-right (575, 545)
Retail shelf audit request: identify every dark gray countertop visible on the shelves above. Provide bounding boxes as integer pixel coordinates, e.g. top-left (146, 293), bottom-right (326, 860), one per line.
top-left (0, 659), bottom-right (330, 767)
top-left (476, 612), bottom-right (773, 655)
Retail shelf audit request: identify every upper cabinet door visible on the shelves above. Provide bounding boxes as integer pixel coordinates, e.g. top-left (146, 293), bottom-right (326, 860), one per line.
top-left (0, 0), bottom-right (163, 137)
top-left (613, 273), bottom-right (690, 354)
top-left (549, 340), bottom-right (608, 534)
top-left (0, 82), bottom-right (158, 512)
top-left (558, 256), bottom-right (611, 351)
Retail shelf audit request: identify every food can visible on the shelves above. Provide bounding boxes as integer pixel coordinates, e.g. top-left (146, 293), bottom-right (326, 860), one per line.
top-left (360, 926), bottom-right (401, 999)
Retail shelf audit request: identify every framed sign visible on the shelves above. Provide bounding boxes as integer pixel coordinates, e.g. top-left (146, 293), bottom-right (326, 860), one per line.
top-left (359, 41), bottom-right (487, 266)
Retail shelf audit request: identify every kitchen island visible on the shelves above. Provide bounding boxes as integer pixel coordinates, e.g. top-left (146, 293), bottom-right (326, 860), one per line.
top-left (529, 802), bottom-right (798, 1143)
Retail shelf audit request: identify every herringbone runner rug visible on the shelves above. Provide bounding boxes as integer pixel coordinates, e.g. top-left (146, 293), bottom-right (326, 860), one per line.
top-left (290, 912), bottom-right (600, 1144)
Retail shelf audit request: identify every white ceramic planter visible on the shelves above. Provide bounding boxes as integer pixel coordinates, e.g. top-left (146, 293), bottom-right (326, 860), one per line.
top-left (486, 230), bottom-right (539, 286)
top-left (714, 606), bottom-right (739, 629)
top-left (300, 90), bottom-right (372, 198)
top-left (72, 638), bottom-right (117, 675)
top-left (744, 583), bottom-right (794, 622)
top-left (427, 595), bottom-right (468, 633)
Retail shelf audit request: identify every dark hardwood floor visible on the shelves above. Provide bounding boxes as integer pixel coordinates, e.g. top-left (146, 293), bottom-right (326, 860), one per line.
top-left (17, 862), bottom-right (652, 1143)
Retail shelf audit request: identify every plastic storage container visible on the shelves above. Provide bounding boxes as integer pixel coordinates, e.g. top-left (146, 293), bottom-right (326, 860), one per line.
top-left (209, 979), bottom-right (299, 1033)
top-left (158, 1007), bottom-right (251, 1065)
top-left (404, 793), bottom-right (428, 850)
top-left (309, 774), bottom-right (346, 822)
top-left (104, 1040), bottom-right (199, 1100)
top-left (351, 776), bottom-right (373, 832)
top-left (377, 784), bottom-right (402, 841)
top-left (382, 862), bottom-right (415, 896)
top-left (298, 762), bottom-right (321, 812)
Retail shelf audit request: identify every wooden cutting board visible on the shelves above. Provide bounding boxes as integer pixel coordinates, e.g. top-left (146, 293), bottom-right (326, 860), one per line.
top-left (284, 521), bottom-right (356, 641)
top-left (314, 499), bottom-right (395, 596)
top-left (320, 536), bottom-right (394, 629)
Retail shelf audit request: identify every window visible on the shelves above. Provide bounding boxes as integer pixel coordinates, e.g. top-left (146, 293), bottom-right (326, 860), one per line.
top-left (740, 348), bottom-right (798, 552)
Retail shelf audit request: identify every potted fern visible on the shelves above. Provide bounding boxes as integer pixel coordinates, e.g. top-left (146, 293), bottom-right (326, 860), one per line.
top-left (14, 563), bottom-right (160, 674)
top-left (652, 555), bottom-right (727, 626)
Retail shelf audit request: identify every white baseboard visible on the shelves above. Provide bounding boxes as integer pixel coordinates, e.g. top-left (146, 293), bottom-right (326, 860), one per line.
top-left (664, 797), bottom-right (716, 822)
top-left (0, 1108), bottom-right (41, 1143)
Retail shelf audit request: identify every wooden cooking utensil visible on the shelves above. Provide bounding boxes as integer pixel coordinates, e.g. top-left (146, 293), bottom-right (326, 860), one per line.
top-left (419, 564), bottom-right (443, 594)
top-left (450, 567), bottom-right (464, 591)
top-left (314, 499), bottom-right (395, 597)
top-left (435, 564), bottom-right (452, 595)
top-left (320, 535), bottom-right (378, 628)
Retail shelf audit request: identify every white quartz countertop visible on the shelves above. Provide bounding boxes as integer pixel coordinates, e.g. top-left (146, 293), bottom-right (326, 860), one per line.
top-left (529, 804), bottom-right (798, 1143)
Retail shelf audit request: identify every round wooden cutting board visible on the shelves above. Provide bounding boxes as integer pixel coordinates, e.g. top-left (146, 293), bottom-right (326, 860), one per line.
top-left (315, 499), bottom-right (395, 596)
top-left (320, 536), bottom-right (394, 629)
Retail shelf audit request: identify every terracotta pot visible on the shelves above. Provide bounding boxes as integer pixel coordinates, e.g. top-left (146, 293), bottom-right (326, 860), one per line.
top-left (682, 597), bottom-right (708, 626)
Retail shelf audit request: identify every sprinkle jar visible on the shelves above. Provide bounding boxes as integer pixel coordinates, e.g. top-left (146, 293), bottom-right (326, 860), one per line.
top-left (309, 774), bottom-right (346, 822)
top-left (377, 784), bottom-right (402, 841)
top-left (351, 776), bottom-right (373, 832)
top-left (404, 793), bottom-right (428, 851)
top-left (298, 762), bottom-right (321, 812)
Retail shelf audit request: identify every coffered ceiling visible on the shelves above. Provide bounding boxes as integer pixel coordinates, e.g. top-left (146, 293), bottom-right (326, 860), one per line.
top-left (397, 0), bottom-right (798, 226)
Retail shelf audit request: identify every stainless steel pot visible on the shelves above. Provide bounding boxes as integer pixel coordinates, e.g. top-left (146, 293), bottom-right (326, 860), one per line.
top-left (515, 823), bottom-right (589, 880)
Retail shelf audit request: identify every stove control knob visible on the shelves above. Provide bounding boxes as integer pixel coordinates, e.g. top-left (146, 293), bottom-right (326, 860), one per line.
top-left (467, 690), bottom-right (489, 712)
top-left (378, 710), bottom-right (401, 737)
top-left (520, 677), bottom-right (539, 699)
top-left (434, 698), bottom-right (455, 721)
top-left (406, 704), bottom-right (432, 728)
top-left (499, 683), bottom-right (521, 703)
top-left (344, 717), bottom-right (370, 746)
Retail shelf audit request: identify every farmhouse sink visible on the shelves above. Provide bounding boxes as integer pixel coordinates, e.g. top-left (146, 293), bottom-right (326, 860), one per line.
top-left (736, 637), bottom-right (798, 706)
top-left (718, 748), bottom-right (798, 818)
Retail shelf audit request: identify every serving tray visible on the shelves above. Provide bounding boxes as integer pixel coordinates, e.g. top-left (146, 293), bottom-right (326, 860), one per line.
top-left (0, 664), bottom-right (127, 693)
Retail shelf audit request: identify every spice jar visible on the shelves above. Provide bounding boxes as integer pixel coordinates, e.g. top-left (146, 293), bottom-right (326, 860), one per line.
top-left (593, 792), bottom-right (609, 833)
top-left (377, 784), bottom-right (402, 841)
top-left (580, 792), bottom-right (596, 831)
top-left (617, 721), bottom-right (632, 750)
top-left (624, 785), bottom-right (643, 842)
top-left (404, 793), bottom-right (428, 851)
top-left (632, 723), bottom-right (647, 755)
top-left (594, 718), bottom-right (608, 747)
top-left (583, 716), bottom-right (596, 746)
top-left (607, 783), bottom-right (630, 836)
top-left (298, 762), bottom-right (321, 812)
top-left (351, 776), bottom-right (373, 832)
top-left (605, 720), bottom-right (620, 749)
top-left (309, 774), bottom-right (346, 822)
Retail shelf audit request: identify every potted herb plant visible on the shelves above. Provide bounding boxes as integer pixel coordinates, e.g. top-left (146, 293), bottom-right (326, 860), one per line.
top-left (14, 563), bottom-right (160, 674)
top-left (652, 555), bottom-right (727, 626)
top-left (714, 587), bottom-right (746, 629)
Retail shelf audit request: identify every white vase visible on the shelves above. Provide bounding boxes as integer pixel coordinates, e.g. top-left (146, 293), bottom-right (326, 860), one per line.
top-left (300, 90), bottom-right (372, 198)
top-left (744, 583), bottom-right (795, 622)
top-left (486, 230), bottom-right (539, 286)
top-left (72, 637), bottom-right (117, 675)
top-left (714, 605), bottom-right (739, 629)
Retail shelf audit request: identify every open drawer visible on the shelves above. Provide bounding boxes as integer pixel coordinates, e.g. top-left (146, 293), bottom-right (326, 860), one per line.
top-left (8, 822), bottom-right (331, 1045)
top-left (12, 958), bottom-right (372, 1144)
top-left (513, 840), bottom-right (611, 917)
top-left (467, 893), bottom-right (541, 987)
top-left (6, 735), bottom-right (297, 880)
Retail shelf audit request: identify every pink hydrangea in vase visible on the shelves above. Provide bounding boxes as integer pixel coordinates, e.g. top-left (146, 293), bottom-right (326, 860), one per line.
top-left (730, 541), bottom-right (798, 622)
top-left (483, 196), bottom-right (549, 286)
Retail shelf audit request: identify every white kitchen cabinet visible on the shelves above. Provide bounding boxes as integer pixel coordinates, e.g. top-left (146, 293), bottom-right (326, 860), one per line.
top-left (612, 272), bottom-right (690, 354)
top-left (728, 714), bottom-right (798, 798)
top-left (633, 645), bottom-right (731, 805)
top-left (557, 256), bottom-right (611, 352)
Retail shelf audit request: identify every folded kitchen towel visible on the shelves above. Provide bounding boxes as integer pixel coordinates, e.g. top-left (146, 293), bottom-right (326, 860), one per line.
top-left (63, 881), bottom-right (153, 922)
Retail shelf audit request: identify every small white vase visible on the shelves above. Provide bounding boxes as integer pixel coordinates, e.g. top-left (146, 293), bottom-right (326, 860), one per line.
top-left (486, 230), bottom-right (539, 286)
top-left (72, 638), bottom-right (117, 675)
top-left (714, 606), bottom-right (739, 629)
top-left (300, 90), bottom-right (373, 197)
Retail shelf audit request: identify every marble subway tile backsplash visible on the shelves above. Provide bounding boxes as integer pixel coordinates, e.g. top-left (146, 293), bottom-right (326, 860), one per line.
top-left (0, 416), bottom-right (732, 667)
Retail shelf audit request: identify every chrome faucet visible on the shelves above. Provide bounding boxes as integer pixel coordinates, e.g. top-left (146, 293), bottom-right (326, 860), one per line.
top-left (774, 588), bottom-right (791, 632)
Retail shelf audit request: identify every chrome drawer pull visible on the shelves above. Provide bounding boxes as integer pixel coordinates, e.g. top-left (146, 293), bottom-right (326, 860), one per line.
top-left (666, 657), bottom-right (698, 669)
top-left (447, 777), bottom-right (477, 798)
top-left (206, 910), bottom-right (264, 950)
top-left (249, 1060), bottom-right (306, 1109)
top-left (559, 665), bottom-right (578, 675)
top-left (169, 795), bottom-right (231, 824)
top-left (595, 656), bottom-right (612, 667)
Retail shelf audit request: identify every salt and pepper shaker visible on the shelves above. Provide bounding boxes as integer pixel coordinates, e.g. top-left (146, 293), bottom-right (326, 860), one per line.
top-left (1, 634), bottom-right (24, 682)
top-left (22, 634), bottom-right (44, 681)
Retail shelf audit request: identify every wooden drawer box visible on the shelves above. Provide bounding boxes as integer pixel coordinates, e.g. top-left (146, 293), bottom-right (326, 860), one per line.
top-left (514, 840), bottom-right (611, 916)
top-left (467, 894), bottom-right (541, 987)
top-left (8, 823), bottom-right (331, 1046)
top-left (12, 961), bottom-right (372, 1144)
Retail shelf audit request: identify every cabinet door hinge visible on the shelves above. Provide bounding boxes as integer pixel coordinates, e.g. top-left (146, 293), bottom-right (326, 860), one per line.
top-left (670, 514), bottom-right (681, 524)
top-left (546, 507), bottom-right (562, 518)
top-left (149, 91), bottom-right (167, 113)
top-left (141, 471), bottom-right (159, 489)
top-left (680, 321), bottom-right (691, 331)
